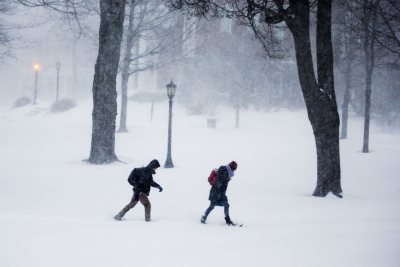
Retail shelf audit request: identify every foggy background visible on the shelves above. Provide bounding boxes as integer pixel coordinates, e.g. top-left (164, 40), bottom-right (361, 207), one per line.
top-left (0, 0), bottom-right (399, 129)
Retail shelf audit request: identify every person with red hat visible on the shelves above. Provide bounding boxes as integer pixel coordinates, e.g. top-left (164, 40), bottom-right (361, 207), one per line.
top-left (201, 161), bottom-right (238, 225)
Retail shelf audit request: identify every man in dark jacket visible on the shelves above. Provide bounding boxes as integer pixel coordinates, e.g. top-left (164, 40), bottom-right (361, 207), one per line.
top-left (201, 161), bottom-right (238, 225)
top-left (114, 159), bottom-right (163, 222)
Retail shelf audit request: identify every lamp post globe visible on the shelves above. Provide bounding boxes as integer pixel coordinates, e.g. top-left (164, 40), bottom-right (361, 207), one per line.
top-left (166, 80), bottom-right (176, 98)
top-left (164, 80), bottom-right (176, 168)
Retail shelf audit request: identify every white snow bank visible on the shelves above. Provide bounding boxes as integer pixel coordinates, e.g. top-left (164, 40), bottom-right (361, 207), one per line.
top-left (0, 100), bottom-right (399, 267)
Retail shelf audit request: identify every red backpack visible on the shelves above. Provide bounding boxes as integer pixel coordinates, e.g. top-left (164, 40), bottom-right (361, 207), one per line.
top-left (208, 169), bottom-right (218, 186)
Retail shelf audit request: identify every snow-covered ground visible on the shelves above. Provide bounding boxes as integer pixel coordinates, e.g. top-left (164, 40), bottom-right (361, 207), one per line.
top-left (1, 99), bottom-right (399, 267)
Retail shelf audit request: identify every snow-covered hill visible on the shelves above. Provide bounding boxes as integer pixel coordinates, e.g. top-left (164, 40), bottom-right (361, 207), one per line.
top-left (1, 100), bottom-right (399, 267)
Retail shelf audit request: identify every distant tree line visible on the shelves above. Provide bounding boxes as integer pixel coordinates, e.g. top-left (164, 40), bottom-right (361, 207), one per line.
top-left (2, 0), bottom-right (400, 198)
top-left (333, 0), bottom-right (400, 152)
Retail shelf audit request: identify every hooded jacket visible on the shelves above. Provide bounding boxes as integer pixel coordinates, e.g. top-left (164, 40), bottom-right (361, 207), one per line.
top-left (133, 160), bottom-right (162, 196)
top-left (208, 165), bottom-right (232, 204)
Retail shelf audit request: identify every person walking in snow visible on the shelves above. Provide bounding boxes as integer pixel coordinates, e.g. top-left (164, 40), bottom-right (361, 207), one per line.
top-left (114, 159), bottom-right (163, 222)
top-left (201, 161), bottom-right (238, 225)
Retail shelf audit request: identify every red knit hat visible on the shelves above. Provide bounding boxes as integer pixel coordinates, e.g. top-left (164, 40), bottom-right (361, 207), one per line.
top-left (229, 161), bottom-right (238, 171)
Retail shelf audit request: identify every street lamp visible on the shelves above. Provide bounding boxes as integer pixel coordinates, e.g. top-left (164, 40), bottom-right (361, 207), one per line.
top-left (33, 64), bottom-right (40, 105)
top-left (55, 62), bottom-right (61, 103)
top-left (164, 80), bottom-right (176, 168)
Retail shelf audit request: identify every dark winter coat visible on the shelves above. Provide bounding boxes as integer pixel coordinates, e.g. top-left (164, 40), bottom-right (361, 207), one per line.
top-left (208, 165), bottom-right (231, 205)
top-left (132, 160), bottom-right (162, 197)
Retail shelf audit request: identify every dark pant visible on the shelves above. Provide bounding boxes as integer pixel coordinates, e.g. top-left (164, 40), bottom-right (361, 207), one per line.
top-left (118, 192), bottom-right (151, 221)
top-left (203, 200), bottom-right (230, 218)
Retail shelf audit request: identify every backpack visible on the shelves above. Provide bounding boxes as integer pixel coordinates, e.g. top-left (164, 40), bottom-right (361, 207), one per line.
top-left (127, 168), bottom-right (141, 186)
top-left (208, 169), bottom-right (218, 186)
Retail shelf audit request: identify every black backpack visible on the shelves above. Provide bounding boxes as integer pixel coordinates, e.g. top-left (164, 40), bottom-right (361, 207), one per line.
top-left (127, 168), bottom-right (141, 186)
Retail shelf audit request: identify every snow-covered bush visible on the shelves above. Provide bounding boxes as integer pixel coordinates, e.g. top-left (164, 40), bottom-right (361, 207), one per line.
top-left (13, 97), bottom-right (31, 108)
top-left (50, 99), bottom-right (77, 113)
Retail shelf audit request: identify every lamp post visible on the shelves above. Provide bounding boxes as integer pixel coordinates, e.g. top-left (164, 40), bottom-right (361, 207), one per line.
top-left (32, 64), bottom-right (40, 105)
top-left (55, 62), bottom-right (61, 103)
top-left (164, 80), bottom-right (176, 168)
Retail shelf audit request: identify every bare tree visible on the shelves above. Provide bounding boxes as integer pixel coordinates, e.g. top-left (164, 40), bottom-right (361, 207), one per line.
top-left (169, 0), bottom-right (343, 197)
top-left (118, 0), bottom-right (194, 132)
top-left (87, 0), bottom-right (126, 164)
top-left (333, 1), bottom-right (365, 139)
top-left (375, 0), bottom-right (400, 57)
top-left (1, 0), bottom-right (96, 61)
top-left (15, 0), bottom-right (94, 16)
top-left (0, 2), bottom-right (16, 61)
top-left (118, 0), bottom-right (138, 133)
top-left (360, 0), bottom-right (379, 153)
top-left (342, 0), bottom-right (400, 151)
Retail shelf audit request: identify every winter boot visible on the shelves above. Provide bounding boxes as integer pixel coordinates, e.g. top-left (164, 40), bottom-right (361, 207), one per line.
top-left (114, 212), bottom-right (124, 221)
top-left (144, 207), bottom-right (151, 222)
top-left (332, 192), bottom-right (343, 198)
top-left (225, 216), bottom-right (235, 226)
top-left (200, 215), bottom-right (207, 224)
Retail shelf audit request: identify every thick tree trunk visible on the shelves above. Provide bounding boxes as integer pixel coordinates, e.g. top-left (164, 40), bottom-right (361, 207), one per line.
top-left (314, 0), bottom-right (342, 197)
top-left (288, 0), bottom-right (342, 197)
top-left (88, 0), bottom-right (126, 164)
top-left (118, 0), bottom-right (136, 133)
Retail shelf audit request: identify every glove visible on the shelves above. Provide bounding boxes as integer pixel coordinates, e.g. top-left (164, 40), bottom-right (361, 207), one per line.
top-left (158, 186), bottom-right (163, 192)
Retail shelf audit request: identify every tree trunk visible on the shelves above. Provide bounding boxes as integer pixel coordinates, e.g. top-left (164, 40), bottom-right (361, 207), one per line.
top-left (287, 0), bottom-right (342, 197)
top-left (118, 0), bottom-right (136, 133)
top-left (118, 73), bottom-right (129, 132)
top-left (340, 56), bottom-right (351, 139)
top-left (363, 71), bottom-right (373, 152)
top-left (340, 8), bottom-right (355, 140)
top-left (315, 0), bottom-right (342, 197)
top-left (133, 41), bottom-right (140, 90)
top-left (88, 0), bottom-right (126, 164)
top-left (362, 1), bottom-right (377, 153)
